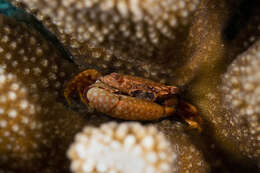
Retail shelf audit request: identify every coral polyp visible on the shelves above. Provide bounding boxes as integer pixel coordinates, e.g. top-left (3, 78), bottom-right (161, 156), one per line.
top-left (15, 0), bottom-right (200, 59)
top-left (1, 0), bottom-right (260, 172)
top-left (187, 37), bottom-right (260, 166)
top-left (0, 68), bottom-right (43, 169)
top-left (221, 39), bottom-right (260, 161)
top-left (10, 0), bottom-right (202, 84)
top-left (0, 14), bottom-right (85, 171)
top-left (68, 122), bottom-right (177, 173)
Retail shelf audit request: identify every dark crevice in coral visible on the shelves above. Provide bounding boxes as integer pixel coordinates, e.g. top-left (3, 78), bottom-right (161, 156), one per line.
top-left (224, 0), bottom-right (258, 41)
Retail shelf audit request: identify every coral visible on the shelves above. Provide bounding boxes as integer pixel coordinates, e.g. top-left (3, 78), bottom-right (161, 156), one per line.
top-left (0, 13), bottom-right (78, 99)
top-left (220, 39), bottom-right (260, 161)
top-left (156, 120), bottom-right (213, 173)
top-left (187, 29), bottom-right (260, 168)
top-left (68, 121), bottom-right (219, 173)
top-left (14, 0), bottom-right (199, 59)
top-left (0, 68), bottom-right (43, 170)
top-left (170, 0), bottom-right (259, 168)
top-left (170, 0), bottom-right (232, 86)
top-left (1, 0), bottom-right (260, 172)
top-left (10, 0), bottom-right (201, 84)
top-left (68, 122), bottom-right (177, 173)
top-left (0, 14), bottom-right (85, 172)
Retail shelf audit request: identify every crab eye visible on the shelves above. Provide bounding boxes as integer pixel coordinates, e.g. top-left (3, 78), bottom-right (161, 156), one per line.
top-left (111, 73), bottom-right (121, 80)
top-left (132, 90), bottom-right (155, 101)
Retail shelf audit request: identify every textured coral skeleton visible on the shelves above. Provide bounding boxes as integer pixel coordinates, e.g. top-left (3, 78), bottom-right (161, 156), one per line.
top-left (0, 14), bottom-right (86, 172)
top-left (178, 0), bottom-right (260, 168)
top-left (68, 122), bottom-right (177, 173)
top-left (0, 0), bottom-right (259, 172)
top-left (10, 0), bottom-right (202, 84)
top-left (183, 1), bottom-right (260, 167)
top-left (220, 40), bottom-right (260, 160)
top-left (14, 0), bottom-right (200, 60)
top-left (156, 120), bottom-right (213, 173)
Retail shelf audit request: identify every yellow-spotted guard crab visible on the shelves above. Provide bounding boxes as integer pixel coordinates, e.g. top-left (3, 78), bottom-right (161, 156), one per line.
top-left (64, 69), bottom-right (202, 131)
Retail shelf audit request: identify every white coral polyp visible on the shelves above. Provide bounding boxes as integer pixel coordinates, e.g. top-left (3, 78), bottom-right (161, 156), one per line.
top-left (68, 122), bottom-right (176, 173)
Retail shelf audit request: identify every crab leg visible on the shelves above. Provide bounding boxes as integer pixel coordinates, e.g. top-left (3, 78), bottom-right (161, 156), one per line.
top-left (64, 69), bottom-right (102, 105)
top-left (87, 87), bottom-right (176, 120)
top-left (177, 100), bottom-right (202, 132)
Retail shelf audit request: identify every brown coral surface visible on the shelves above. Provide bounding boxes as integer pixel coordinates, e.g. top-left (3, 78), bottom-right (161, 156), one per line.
top-left (2, 0), bottom-right (260, 172)
top-left (221, 40), bottom-right (260, 161)
top-left (11, 0), bottom-right (203, 84)
top-left (0, 14), bottom-right (85, 172)
top-left (184, 0), bottom-right (260, 168)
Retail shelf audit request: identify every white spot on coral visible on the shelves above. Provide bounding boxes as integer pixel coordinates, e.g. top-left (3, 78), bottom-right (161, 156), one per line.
top-left (68, 122), bottom-right (175, 173)
top-left (0, 96), bottom-right (7, 103)
top-left (11, 83), bottom-right (19, 90)
top-left (0, 75), bottom-right (6, 84)
top-left (41, 59), bottom-right (48, 67)
top-left (12, 124), bottom-right (19, 132)
top-left (0, 120), bottom-right (7, 128)
top-left (8, 109), bottom-right (17, 118)
top-left (20, 100), bottom-right (29, 109)
top-left (8, 91), bottom-right (17, 100)
top-left (33, 67), bottom-right (42, 75)
top-left (5, 53), bottom-right (12, 60)
top-left (0, 108), bottom-right (4, 114)
top-left (4, 131), bottom-right (10, 137)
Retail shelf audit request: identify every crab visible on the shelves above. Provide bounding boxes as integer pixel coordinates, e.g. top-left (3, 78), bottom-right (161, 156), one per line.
top-left (64, 69), bottom-right (202, 131)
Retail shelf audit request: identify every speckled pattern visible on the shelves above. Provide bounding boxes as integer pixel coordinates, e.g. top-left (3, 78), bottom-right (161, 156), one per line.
top-left (10, 0), bottom-right (201, 84)
top-left (87, 87), bottom-right (173, 120)
top-left (0, 68), bottom-right (43, 166)
top-left (0, 14), bottom-right (85, 172)
top-left (100, 72), bottom-right (179, 100)
top-left (186, 11), bottom-right (259, 167)
top-left (0, 14), bottom-right (76, 100)
top-left (87, 87), bottom-right (119, 113)
top-left (221, 39), bottom-right (260, 161)
top-left (1, 0), bottom-right (260, 172)
top-left (68, 122), bottom-right (177, 173)
top-left (14, 0), bottom-right (200, 59)
top-left (156, 120), bottom-right (212, 173)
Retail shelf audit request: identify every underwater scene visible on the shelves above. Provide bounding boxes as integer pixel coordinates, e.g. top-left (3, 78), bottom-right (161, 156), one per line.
top-left (0, 0), bottom-right (259, 172)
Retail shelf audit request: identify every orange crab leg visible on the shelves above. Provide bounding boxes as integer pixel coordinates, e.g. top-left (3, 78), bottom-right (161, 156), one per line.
top-left (163, 97), bottom-right (202, 131)
top-left (87, 87), bottom-right (176, 120)
top-left (177, 100), bottom-right (203, 132)
top-left (64, 69), bottom-right (102, 105)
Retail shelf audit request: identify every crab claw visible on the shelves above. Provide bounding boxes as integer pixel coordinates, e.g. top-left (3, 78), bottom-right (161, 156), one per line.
top-left (64, 69), bottom-right (102, 105)
top-left (177, 100), bottom-right (203, 132)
